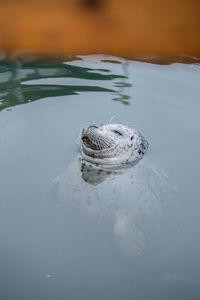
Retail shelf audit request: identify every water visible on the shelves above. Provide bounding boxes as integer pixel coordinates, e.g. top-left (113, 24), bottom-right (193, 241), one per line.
top-left (0, 54), bottom-right (200, 300)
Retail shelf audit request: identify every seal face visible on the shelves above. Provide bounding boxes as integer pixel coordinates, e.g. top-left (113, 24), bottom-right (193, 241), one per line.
top-left (81, 123), bottom-right (148, 165)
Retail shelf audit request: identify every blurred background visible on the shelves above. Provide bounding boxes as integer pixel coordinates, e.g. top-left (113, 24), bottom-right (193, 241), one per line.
top-left (0, 0), bottom-right (200, 60)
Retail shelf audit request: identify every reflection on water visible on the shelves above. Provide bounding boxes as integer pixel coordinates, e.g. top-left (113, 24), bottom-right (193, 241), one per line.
top-left (80, 160), bottom-right (115, 185)
top-left (113, 60), bottom-right (132, 104)
top-left (0, 55), bottom-right (132, 111)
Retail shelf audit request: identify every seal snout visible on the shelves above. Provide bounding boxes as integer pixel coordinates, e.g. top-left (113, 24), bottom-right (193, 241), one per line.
top-left (81, 125), bottom-right (113, 152)
top-left (82, 125), bottom-right (98, 137)
top-left (81, 125), bottom-right (101, 151)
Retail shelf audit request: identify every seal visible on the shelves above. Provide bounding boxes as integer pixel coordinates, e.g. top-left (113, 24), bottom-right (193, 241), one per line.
top-left (52, 123), bottom-right (177, 257)
top-left (81, 123), bottom-right (148, 165)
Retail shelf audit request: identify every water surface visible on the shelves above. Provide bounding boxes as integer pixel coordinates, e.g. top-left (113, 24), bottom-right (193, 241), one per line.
top-left (0, 54), bottom-right (200, 300)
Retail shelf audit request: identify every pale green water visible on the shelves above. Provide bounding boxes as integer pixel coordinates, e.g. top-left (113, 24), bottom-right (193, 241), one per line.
top-left (0, 54), bottom-right (200, 300)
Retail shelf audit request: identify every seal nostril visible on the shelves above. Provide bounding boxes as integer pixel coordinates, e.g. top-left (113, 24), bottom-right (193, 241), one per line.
top-left (89, 125), bottom-right (98, 129)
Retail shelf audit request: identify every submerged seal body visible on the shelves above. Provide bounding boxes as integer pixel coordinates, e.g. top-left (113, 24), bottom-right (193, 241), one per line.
top-left (53, 123), bottom-right (176, 256)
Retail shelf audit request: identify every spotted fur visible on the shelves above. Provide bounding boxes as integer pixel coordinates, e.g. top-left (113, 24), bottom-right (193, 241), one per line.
top-left (81, 123), bottom-right (148, 165)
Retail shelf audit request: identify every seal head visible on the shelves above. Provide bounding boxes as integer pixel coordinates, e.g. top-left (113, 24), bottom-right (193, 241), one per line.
top-left (81, 123), bottom-right (148, 165)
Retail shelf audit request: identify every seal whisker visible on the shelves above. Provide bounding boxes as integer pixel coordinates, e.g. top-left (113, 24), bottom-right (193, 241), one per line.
top-left (109, 115), bottom-right (117, 124)
top-left (96, 137), bottom-right (102, 150)
top-left (103, 139), bottom-right (112, 148)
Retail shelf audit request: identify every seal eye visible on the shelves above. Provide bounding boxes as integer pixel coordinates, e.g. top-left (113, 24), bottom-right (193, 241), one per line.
top-left (131, 136), bottom-right (133, 140)
top-left (113, 130), bottom-right (123, 136)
